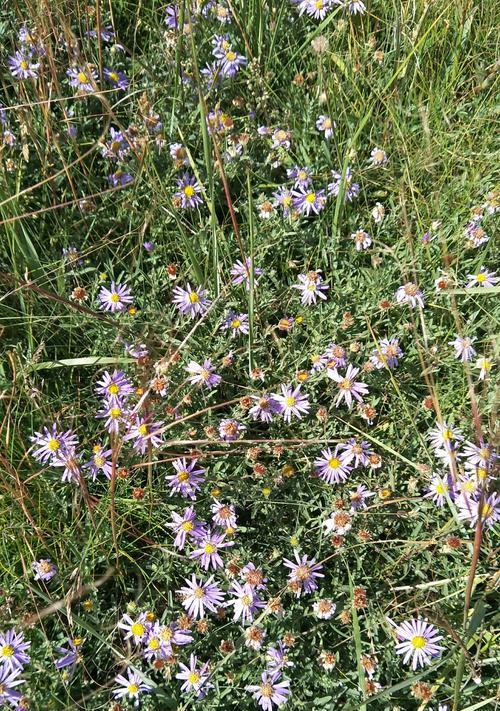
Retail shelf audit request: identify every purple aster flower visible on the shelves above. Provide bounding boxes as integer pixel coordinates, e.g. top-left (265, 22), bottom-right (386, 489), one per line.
top-left (464, 221), bottom-right (488, 247)
top-left (449, 335), bottom-right (476, 362)
top-left (142, 622), bottom-right (169, 661)
top-left (338, 438), bottom-right (371, 467)
top-left (186, 359), bottom-right (221, 389)
top-left (86, 25), bottom-right (115, 42)
top-left (428, 421), bottom-right (463, 452)
top-left (271, 128), bottom-right (291, 150)
top-left (324, 343), bottom-right (347, 369)
top-left (189, 528), bottom-right (234, 570)
top-left (108, 170), bottom-right (133, 187)
top-left (390, 618), bottom-right (444, 670)
top-left (351, 228), bottom-right (372, 251)
top-left (98, 282), bottom-right (133, 312)
top-left (369, 147), bottom-right (388, 166)
top-left (176, 654), bottom-right (213, 699)
top-left (328, 364), bottom-right (368, 408)
top-left (314, 447), bottom-right (352, 484)
top-left (240, 562), bottom-right (268, 590)
top-left (467, 267), bottom-right (499, 288)
top-left (370, 337), bottom-right (403, 370)
top-left (273, 384), bottom-right (310, 423)
top-left (66, 66), bottom-right (97, 93)
top-left (54, 638), bottom-right (82, 674)
top-left (95, 370), bottom-right (134, 403)
top-left (166, 457), bottom-right (206, 499)
top-left (292, 269), bottom-right (329, 305)
top-left (328, 167), bottom-right (360, 202)
top-left (283, 550), bottom-right (324, 596)
top-left (0, 629), bottom-right (30, 671)
top-left (266, 641), bottom-right (294, 671)
top-left (218, 47), bottom-right (246, 77)
top-left (287, 166), bottom-right (313, 189)
top-left (52, 446), bottom-right (82, 484)
top-left (462, 440), bottom-right (496, 471)
top-left (316, 114), bottom-right (335, 139)
top-left (220, 310), bottom-right (249, 336)
top-left (101, 127), bottom-right (130, 161)
top-left (178, 574), bottom-right (225, 619)
top-left (246, 670), bottom-right (291, 710)
top-left (456, 492), bottom-right (499, 529)
top-left (349, 484), bottom-right (376, 511)
top-left (95, 403), bottom-right (128, 435)
top-left (174, 173), bottom-right (203, 208)
top-left (249, 394), bottom-right (281, 423)
top-left (224, 581), bottom-right (265, 624)
top-left (172, 283), bottom-right (211, 318)
top-left (424, 473), bottom-right (455, 507)
top-left (30, 424), bottom-right (78, 464)
top-left (8, 51), bottom-right (39, 79)
top-left (395, 282), bottom-right (425, 308)
top-left (124, 416), bottom-right (164, 453)
top-left (113, 668), bottom-right (151, 706)
top-left (323, 509), bottom-right (353, 535)
top-left (103, 68), bottom-right (129, 89)
top-left (0, 666), bottom-right (24, 706)
top-left (346, 0), bottom-right (366, 14)
top-left (272, 187), bottom-right (294, 217)
top-left (158, 622), bottom-right (192, 653)
top-left (169, 142), bottom-right (189, 166)
top-left (83, 444), bottom-right (113, 481)
top-left (165, 3), bottom-right (181, 29)
top-left (123, 341), bottom-right (149, 359)
top-left (167, 506), bottom-right (206, 549)
top-left (211, 500), bottom-right (237, 528)
top-left (230, 258), bottom-right (262, 289)
top-left (143, 240), bottom-right (155, 252)
top-left (32, 558), bottom-right (57, 582)
top-left (292, 186), bottom-right (327, 216)
top-left (219, 418), bottom-right (246, 441)
top-left (117, 613), bottom-right (150, 643)
top-left (298, 0), bottom-right (335, 20)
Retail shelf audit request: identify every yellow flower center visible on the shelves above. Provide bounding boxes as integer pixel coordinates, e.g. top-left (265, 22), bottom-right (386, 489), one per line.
top-left (177, 471), bottom-right (189, 482)
top-left (130, 623), bottom-right (145, 637)
top-left (188, 672), bottom-right (200, 685)
top-left (20, 60), bottom-right (29, 70)
top-left (339, 379), bottom-right (352, 389)
top-left (188, 291), bottom-right (199, 303)
top-left (284, 396), bottom-right (295, 407)
top-left (108, 383), bottom-right (120, 394)
top-left (127, 683), bottom-right (139, 694)
top-left (184, 185), bottom-right (195, 197)
top-left (1, 645), bottom-right (14, 657)
top-left (476, 273), bottom-right (486, 282)
top-left (181, 521), bottom-right (194, 532)
top-left (231, 319), bottom-right (241, 328)
top-left (72, 637), bottom-right (83, 646)
top-left (481, 503), bottom-right (492, 518)
top-left (148, 638), bottom-right (160, 650)
top-left (241, 594), bottom-right (252, 606)
top-left (110, 293), bottom-right (120, 303)
top-left (138, 424), bottom-right (149, 436)
top-left (226, 51), bottom-right (236, 61)
top-left (47, 438), bottom-right (60, 451)
top-left (442, 429), bottom-right (453, 440)
top-left (260, 682), bottom-right (274, 698)
top-left (307, 283), bottom-right (316, 291)
top-left (94, 455), bottom-right (104, 466)
top-left (204, 543), bottom-right (216, 554)
top-left (323, 118), bottom-right (332, 129)
top-left (160, 627), bottom-right (173, 641)
top-left (411, 635), bottom-right (426, 649)
top-left (77, 71), bottom-right (89, 83)
top-left (305, 192), bottom-right (316, 203)
top-left (193, 586), bottom-right (204, 599)
top-left (110, 407), bottom-right (121, 418)
top-left (435, 483), bottom-right (447, 495)
top-left (477, 467), bottom-right (487, 480)
top-left (109, 71), bottom-right (119, 81)
top-left (328, 458), bottom-right (341, 468)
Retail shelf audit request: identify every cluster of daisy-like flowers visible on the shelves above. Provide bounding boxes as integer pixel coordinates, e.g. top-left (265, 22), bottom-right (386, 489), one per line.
top-left (0, 626), bottom-right (31, 708)
top-left (424, 421), bottom-right (499, 529)
top-left (291, 0), bottom-right (366, 22)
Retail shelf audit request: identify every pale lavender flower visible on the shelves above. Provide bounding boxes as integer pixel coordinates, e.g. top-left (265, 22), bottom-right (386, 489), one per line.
top-left (314, 447), bottom-right (351, 484)
top-left (113, 668), bottom-right (151, 706)
top-left (369, 147), bottom-right (387, 166)
top-left (124, 417), bottom-right (163, 453)
top-left (370, 338), bottom-right (403, 369)
top-left (249, 394), bottom-right (281, 423)
top-left (172, 283), bottom-right (210, 318)
top-left (309, 352), bottom-right (328, 372)
top-left (273, 384), bottom-right (310, 422)
top-left (345, 0), bottom-right (366, 13)
top-left (395, 282), bottom-right (425, 308)
top-left (466, 267), bottom-right (499, 288)
top-left (240, 562), bottom-right (268, 590)
top-left (464, 221), bottom-right (488, 247)
top-left (462, 440), bottom-right (496, 471)
top-left (323, 509), bottom-right (353, 535)
top-left (219, 419), bottom-right (246, 441)
top-left (176, 654), bottom-right (213, 699)
top-left (8, 51), bottom-right (39, 79)
top-left (324, 343), bottom-right (347, 369)
top-left (316, 115), bottom-right (335, 139)
top-left (391, 618), bottom-right (444, 670)
top-left (427, 421), bottom-right (463, 452)
top-left (30, 424), bottom-right (78, 464)
top-left (98, 282), bottom-right (133, 312)
top-left (266, 641), bottom-right (294, 671)
top-left (328, 167), bottom-right (359, 201)
top-left (218, 47), bottom-right (246, 77)
top-left (287, 166), bottom-right (313, 189)
top-left (245, 625), bottom-right (267, 650)
top-left (328, 364), bottom-right (368, 408)
top-left (424, 473), bottom-right (455, 507)
top-left (186, 359), bottom-right (221, 389)
top-left (272, 187), bottom-right (294, 217)
top-left (165, 3), bottom-right (181, 29)
top-left (103, 68), bottom-right (129, 90)
top-left (83, 445), bottom-right (113, 481)
top-left (349, 484), bottom-right (376, 511)
top-left (54, 639), bottom-right (82, 673)
top-left (52, 446), bottom-right (82, 484)
top-left (230, 258), bottom-right (262, 289)
top-left (101, 127), bottom-right (130, 161)
top-left (189, 529), bottom-right (234, 570)
top-left (351, 228), bottom-right (372, 251)
top-left (220, 310), bottom-right (249, 336)
top-left (246, 670), bottom-right (291, 710)
top-left (211, 500), bottom-right (237, 528)
top-left (449, 335), bottom-right (476, 362)
top-left (95, 370), bottom-right (134, 403)
top-left (157, 622), bottom-right (192, 655)
top-left (456, 492), bottom-right (499, 529)
top-left (32, 559), bottom-right (57, 582)
top-left (178, 574), bottom-right (224, 618)
top-left (338, 438), bottom-right (371, 467)
top-left (169, 142), bottom-right (189, 166)
top-left (117, 613), bottom-right (150, 643)
top-left (174, 173), bottom-right (203, 208)
top-left (108, 170), bottom-right (133, 187)
top-left (166, 458), bottom-right (206, 499)
top-left (271, 128), bottom-right (291, 150)
top-left (225, 581), bottom-right (265, 624)
top-left (96, 403), bottom-right (128, 435)
top-left (283, 551), bottom-right (324, 596)
top-left (292, 186), bottom-right (327, 216)
top-left (0, 666), bottom-right (24, 706)
top-left (292, 270), bottom-right (329, 305)
top-left (167, 506), bottom-right (206, 549)
top-left (66, 66), bottom-right (97, 93)
top-left (312, 599), bottom-right (336, 620)
top-left (0, 629), bottom-right (30, 671)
